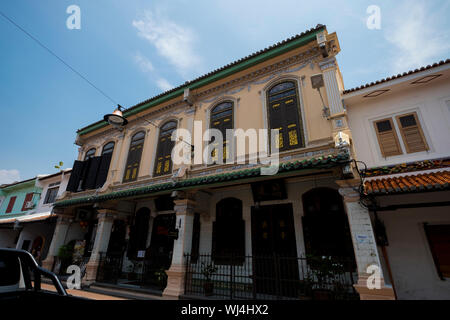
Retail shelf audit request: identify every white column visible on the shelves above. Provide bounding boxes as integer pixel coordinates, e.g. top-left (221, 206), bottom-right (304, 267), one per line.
top-left (41, 215), bottom-right (71, 271)
top-left (83, 210), bottom-right (115, 284)
top-left (163, 197), bottom-right (195, 298)
top-left (337, 180), bottom-right (395, 300)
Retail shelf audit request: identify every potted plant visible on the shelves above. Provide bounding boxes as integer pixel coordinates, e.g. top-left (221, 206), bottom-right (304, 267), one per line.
top-left (154, 268), bottom-right (168, 290)
top-left (57, 244), bottom-right (74, 274)
top-left (201, 263), bottom-right (217, 296)
top-left (306, 255), bottom-right (346, 300)
top-left (127, 261), bottom-right (137, 280)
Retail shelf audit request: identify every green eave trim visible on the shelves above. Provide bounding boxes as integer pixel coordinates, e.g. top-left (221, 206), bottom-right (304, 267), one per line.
top-left (54, 153), bottom-right (348, 208)
top-left (77, 27), bottom-right (324, 136)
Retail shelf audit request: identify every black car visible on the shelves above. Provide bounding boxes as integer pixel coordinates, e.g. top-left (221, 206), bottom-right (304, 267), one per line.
top-left (0, 248), bottom-right (83, 301)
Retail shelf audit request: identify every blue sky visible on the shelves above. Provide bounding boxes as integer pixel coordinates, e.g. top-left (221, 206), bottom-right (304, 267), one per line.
top-left (0, 0), bottom-right (449, 183)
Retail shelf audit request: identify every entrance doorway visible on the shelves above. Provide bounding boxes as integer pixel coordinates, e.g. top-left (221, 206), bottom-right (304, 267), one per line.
top-left (251, 203), bottom-right (299, 297)
top-left (143, 213), bottom-right (176, 288)
top-left (301, 188), bottom-right (355, 260)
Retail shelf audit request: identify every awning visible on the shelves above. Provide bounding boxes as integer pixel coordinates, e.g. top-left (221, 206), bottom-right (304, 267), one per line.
top-left (0, 212), bottom-right (54, 225)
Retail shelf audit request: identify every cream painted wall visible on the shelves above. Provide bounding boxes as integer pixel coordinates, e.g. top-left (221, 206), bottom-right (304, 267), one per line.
top-left (76, 52), bottom-right (341, 188)
top-left (346, 78), bottom-right (450, 168)
top-left (378, 196), bottom-right (450, 299)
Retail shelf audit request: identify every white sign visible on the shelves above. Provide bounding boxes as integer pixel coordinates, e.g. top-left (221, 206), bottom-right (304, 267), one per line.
top-left (137, 250), bottom-right (145, 258)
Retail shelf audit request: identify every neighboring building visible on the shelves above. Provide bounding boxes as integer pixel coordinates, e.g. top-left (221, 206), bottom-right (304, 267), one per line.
top-left (0, 169), bottom-right (71, 264)
top-left (44, 24), bottom-right (395, 300)
top-left (344, 59), bottom-right (450, 299)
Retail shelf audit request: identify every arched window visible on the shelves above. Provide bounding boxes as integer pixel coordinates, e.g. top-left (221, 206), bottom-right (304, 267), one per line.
top-left (210, 101), bottom-right (233, 163)
top-left (154, 121), bottom-right (177, 177)
top-left (123, 131), bottom-right (145, 183)
top-left (212, 198), bottom-right (245, 264)
top-left (267, 81), bottom-right (304, 151)
top-left (84, 148), bottom-right (96, 160)
top-left (101, 141), bottom-right (115, 155)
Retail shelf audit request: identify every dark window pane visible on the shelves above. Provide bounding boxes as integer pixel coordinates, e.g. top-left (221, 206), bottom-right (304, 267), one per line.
top-left (212, 102), bottom-right (233, 114)
top-left (269, 82), bottom-right (295, 95)
top-left (399, 115), bottom-right (417, 127)
top-left (44, 187), bottom-right (59, 204)
top-left (84, 148), bottom-right (96, 160)
top-left (376, 120), bottom-right (392, 132)
top-left (102, 142), bottom-right (115, 155)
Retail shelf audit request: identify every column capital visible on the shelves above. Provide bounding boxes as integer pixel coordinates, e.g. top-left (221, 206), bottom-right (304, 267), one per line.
top-left (96, 209), bottom-right (116, 222)
top-left (56, 215), bottom-right (72, 225)
top-left (336, 179), bottom-right (361, 202)
top-left (174, 198), bottom-right (196, 216)
top-left (318, 57), bottom-right (337, 71)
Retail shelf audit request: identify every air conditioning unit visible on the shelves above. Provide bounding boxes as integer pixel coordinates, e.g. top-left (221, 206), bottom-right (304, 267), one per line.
top-left (76, 209), bottom-right (91, 221)
top-left (24, 201), bottom-right (34, 210)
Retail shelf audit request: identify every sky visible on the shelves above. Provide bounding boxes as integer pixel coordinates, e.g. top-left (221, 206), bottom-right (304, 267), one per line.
top-left (0, 0), bottom-right (449, 184)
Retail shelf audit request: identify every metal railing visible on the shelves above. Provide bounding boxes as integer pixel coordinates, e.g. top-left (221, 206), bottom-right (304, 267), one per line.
top-left (96, 252), bottom-right (169, 290)
top-left (184, 253), bottom-right (359, 300)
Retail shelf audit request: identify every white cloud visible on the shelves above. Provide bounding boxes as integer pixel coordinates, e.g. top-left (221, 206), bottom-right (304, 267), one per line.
top-left (0, 169), bottom-right (20, 185)
top-left (132, 10), bottom-right (202, 78)
top-left (156, 78), bottom-right (174, 91)
top-left (134, 51), bottom-right (154, 73)
top-left (384, 1), bottom-right (450, 73)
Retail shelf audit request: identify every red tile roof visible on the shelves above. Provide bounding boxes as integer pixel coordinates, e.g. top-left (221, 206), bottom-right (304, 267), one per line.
top-left (364, 171), bottom-right (450, 195)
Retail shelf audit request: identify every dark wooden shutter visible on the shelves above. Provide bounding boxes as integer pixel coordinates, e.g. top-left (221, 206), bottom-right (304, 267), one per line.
top-left (21, 193), bottom-right (34, 211)
top-left (84, 156), bottom-right (101, 190)
top-left (5, 196), bottom-right (16, 213)
top-left (424, 224), bottom-right (450, 279)
top-left (95, 153), bottom-right (112, 188)
top-left (396, 113), bottom-right (429, 153)
top-left (236, 219), bottom-right (245, 263)
top-left (211, 221), bottom-right (217, 261)
top-left (66, 160), bottom-right (85, 192)
top-left (267, 82), bottom-right (303, 151)
top-left (374, 119), bottom-right (402, 157)
top-left (191, 213), bottom-right (201, 263)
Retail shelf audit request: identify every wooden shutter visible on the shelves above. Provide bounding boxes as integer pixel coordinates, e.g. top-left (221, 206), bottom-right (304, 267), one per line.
top-left (21, 193), bottom-right (33, 211)
top-left (424, 224), bottom-right (450, 278)
top-left (84, 156), bottom-right (101, 190)
top-left (154, 123), bottom-right (176, 177)
top-left (5, 196), bottom-right (16, 213)
top-left (123, 143), bottom-right (143, 182)
top-left (66, 160), bottom-right (85, 192)
top-left (374, 118), bottom-right (402, 157)
top-left (95, 153), bottom-right (112, 188)
top-left (396, 113), bottom-right (429, 153)
top-left (267, 82), bottom-right (303, 152)
top-left (191, 213), bottom-right (201, 263)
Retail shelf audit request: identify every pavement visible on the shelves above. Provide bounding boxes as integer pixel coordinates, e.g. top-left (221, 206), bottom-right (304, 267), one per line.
top-left (41, 283), bottom-right (128, 300)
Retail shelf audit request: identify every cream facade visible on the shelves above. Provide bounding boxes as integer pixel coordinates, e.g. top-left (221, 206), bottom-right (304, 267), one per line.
top-left (43, 25), bottom-right (393, 300)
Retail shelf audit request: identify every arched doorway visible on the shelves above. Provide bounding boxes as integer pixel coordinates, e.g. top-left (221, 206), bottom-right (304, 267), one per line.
top-left (31, 236), bottom-right (45, 263)
top-left (127, 207), bottom-right (151, 260)
top-left (301, 188), bottom-right (355, 260)
top-left (144, 213), bottom-right (176, 288)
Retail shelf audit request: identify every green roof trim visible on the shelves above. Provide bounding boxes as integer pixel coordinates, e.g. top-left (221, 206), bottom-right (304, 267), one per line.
top-left (77, 25), bottom-right (325, 136)
top-left (54, 153), bottom-right (347, 208)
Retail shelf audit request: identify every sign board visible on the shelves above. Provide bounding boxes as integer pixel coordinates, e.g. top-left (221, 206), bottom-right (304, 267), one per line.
top-left (137, 250), bottom-right (146, 258)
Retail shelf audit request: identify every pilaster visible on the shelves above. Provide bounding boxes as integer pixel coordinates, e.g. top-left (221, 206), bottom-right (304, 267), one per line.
top-left (163, 195), bottom-right (196, 299)
top-left (336, 179), bottom-right (395, 300)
